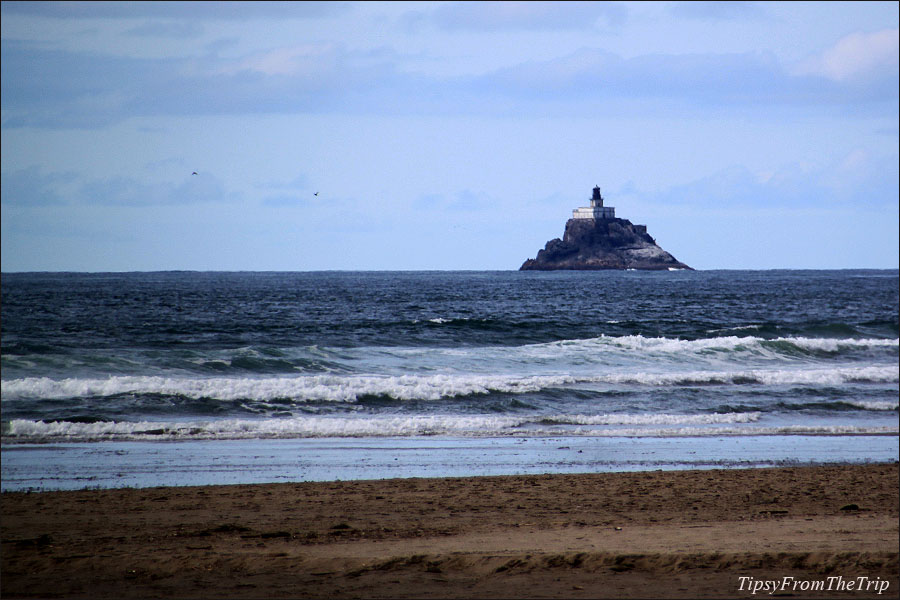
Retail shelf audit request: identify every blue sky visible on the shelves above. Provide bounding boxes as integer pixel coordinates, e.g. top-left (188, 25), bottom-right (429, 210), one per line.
top-left (2, 1), bottom-right (897, 271)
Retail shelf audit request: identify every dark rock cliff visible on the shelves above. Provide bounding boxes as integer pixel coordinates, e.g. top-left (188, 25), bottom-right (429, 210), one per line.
top-left (520, 218), bottom-right (692, 271)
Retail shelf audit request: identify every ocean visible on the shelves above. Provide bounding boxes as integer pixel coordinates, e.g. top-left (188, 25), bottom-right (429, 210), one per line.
top-left (2, 270), bottom-right (897, 491)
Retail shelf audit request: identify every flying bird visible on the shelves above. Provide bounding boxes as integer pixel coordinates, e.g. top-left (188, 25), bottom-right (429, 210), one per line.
top-left (192, 172), bottom-right (198, 176)
top-left (314, 192), bottom-right (318, 196)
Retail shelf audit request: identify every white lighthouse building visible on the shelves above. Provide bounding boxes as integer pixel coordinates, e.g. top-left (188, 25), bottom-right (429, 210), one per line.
top-left (572, 186), bottom-right (615, 220)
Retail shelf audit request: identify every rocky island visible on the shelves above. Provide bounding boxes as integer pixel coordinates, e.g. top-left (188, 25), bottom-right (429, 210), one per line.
top-left (520, 186), bottom-right (692, 271)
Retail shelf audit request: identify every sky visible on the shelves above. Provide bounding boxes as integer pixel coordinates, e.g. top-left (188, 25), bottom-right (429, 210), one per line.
top-left (1, 1), bottom-right (898, 271)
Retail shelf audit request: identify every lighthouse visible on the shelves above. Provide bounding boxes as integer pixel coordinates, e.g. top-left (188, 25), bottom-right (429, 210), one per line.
top-left (572, 186), bottom-right (615, 220)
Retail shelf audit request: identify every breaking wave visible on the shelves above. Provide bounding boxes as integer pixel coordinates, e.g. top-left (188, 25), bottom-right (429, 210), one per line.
top-left (4, 411), bottom-right (896, 443)
top-left (534, 335), bottom-right (899, 362)
top-left (2, 364), bottom-right (897, 404)
top-left (844, 399), bottom-right (900, 411)
top-left (3, 335), bottom-right (895, 380)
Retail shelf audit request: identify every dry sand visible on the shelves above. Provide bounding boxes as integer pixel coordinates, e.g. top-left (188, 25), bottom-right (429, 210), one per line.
top-left (2, 464), bottom-right (898, 599)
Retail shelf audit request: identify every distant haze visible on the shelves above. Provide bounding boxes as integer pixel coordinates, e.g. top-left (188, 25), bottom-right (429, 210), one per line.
top-left (1, 1), bottom-right (897, 271)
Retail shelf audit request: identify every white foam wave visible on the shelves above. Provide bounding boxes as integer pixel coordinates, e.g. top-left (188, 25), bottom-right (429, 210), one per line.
top-left (0, 374), bottom-right (562, 402)
top-left (511, 335), bottom-right (898, 367)
top-left (596, 335), bottom-right (898, 354)
top-left (541, 412), bottom-right (761, 425)
top-left (3, 414), bottom-right (894, 443)
top-left (2, 365), bottom-right (896, 403)
top-left (371, 335), bottom-right (898, 363)
top-left (844, 399), bottom-right (899, 411)
top-left (599, 365), bottom-right (899, 386)
top-left (784, 338), bottom-right (900, 352)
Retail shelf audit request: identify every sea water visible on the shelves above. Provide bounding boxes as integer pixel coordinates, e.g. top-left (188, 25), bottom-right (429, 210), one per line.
top-left (2, 270), bottom-right (897, 490)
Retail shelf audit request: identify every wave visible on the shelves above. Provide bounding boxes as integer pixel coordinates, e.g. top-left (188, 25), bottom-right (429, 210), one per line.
top-left (775, 399), bottom-right (900, 412)
top-left (598, 366), bottom-right (899, 386)
top-left (2, 364), bottom-right (897, 405)
top-left (2, 363), bottom-right (897, 407)
top-left (537, 413), bottom-right (761, 425)
top-left (3, 335), bottom-right (895, 382)
top-left (442, 335), bottom-right (898, 371)
top-left (845, 399), bottom-right (900, 411)
top-left (0, 374), bottom-right (561, 403)
top-left (583, 335), bottom-right (898, 355)
top-left (3, 413), bottom-right (895, 443)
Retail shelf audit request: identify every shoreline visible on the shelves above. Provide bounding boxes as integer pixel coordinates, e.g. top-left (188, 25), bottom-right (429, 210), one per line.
top-left (3, 463), bottom-right (898, 598)
top-left (4, 434), bottom-right (898, 492)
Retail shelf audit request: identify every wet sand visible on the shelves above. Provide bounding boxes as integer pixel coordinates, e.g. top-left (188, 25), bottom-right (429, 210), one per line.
top-left (2, 464), bottom-right (898, 599)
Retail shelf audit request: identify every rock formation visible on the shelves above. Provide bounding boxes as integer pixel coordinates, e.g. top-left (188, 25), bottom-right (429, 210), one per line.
top-left (520, 186), bottom-right (691, 271)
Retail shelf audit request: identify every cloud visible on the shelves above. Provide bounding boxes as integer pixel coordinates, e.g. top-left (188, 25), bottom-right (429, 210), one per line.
top-left (258, 174), bottom-right (311, 191)
top-left (1, 167), bottom-right (238, 207)
top-left (483, 49), bottom-right (803, 106)
top-left (413, 189), bottom-right (488, 212)
top-left (646, 151), bottom-right (899, 209)
top-left (479, 45), bottom-right (900, 116)
top-left (261, 194), bottom-right (313, 207)
top-left (668, 1), bottom-right (767, 21)
top-left (0, 166), bottom-right (76, 206)
top-left (125, 21), bottom-right (205, 39)
top-left (1, 40), bottom-right (183, 128)
top-left (426, 1), bottom-right (627, 31)
top-left (0, 1), bottom-right (350, 20)
top-left (259, 174), bottom-right (317, 207)
top-left (3, 34), bottom-right (898, 129)
top-left (0, 38), bottom-right (421, 127)
top-left (216, 43), bottom-right (342, 77)
top-left (79, 174), bottom-right (237, 206)
top-left (796, 28), bottom-right (899, 83)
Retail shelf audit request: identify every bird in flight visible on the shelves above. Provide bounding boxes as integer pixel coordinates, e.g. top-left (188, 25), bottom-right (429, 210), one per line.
top-left (314, 192), bottom-right (318, 196)
top-left (192, 172), bottom-right (198, 176)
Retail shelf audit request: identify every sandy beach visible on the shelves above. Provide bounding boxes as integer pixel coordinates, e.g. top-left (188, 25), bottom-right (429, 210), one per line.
top-left (2, 463), bottom-right (898, 599)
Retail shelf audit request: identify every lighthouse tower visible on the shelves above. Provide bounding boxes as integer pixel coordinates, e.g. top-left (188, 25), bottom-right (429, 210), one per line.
top-left (572, 186), bottom-right (615, 220)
